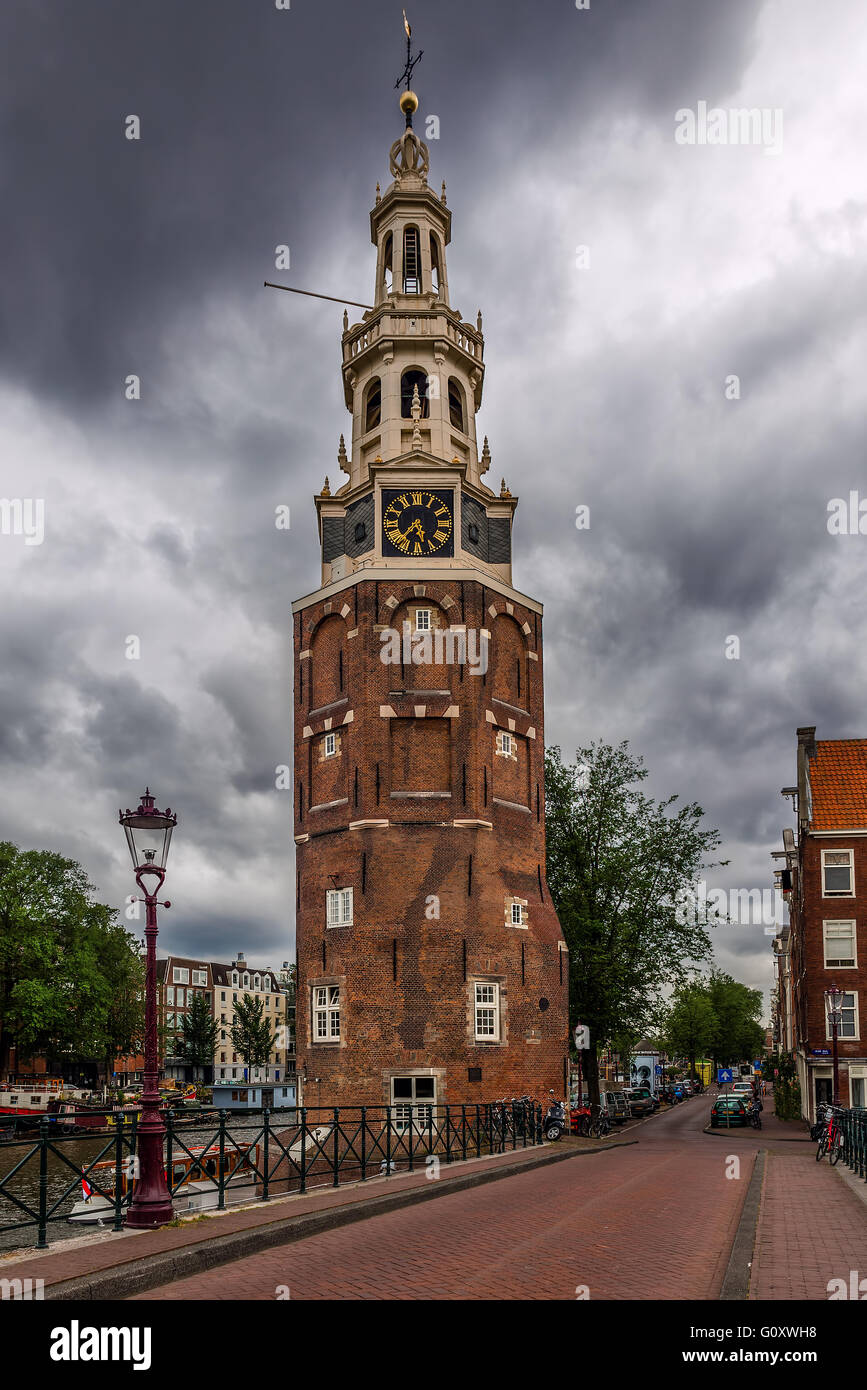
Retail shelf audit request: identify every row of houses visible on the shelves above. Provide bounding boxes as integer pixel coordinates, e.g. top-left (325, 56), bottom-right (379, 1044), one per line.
top-left (115, 951), bottom-right (296, 1088)
top-left (772, 727), bottom-right (867, 1118)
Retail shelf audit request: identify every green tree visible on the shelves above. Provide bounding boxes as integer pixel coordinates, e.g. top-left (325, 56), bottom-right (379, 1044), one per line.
top-left (178, 991), bottom-right (219, 1083)
top-left (0, 841), bottom-right (141, 1077)
top-left (230, 993), bottom-right (273, 1074)
top-left (706, 970), bottom-right (764, 1071)
top-left (663, 983), bottom-right (718, 1082)
top-left (545, 743), bottom-right (724, 1104)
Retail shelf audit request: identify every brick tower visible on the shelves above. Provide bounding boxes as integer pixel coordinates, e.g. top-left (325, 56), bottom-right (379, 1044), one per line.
top-left (293, 83), bottom-right (569, 1112)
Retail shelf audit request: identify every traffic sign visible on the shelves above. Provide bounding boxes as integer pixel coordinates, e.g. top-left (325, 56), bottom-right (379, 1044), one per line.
top-left (654, 1064), bottom-right (663, 1075)
top-left (717, 1068), bottom-right (733, 1084)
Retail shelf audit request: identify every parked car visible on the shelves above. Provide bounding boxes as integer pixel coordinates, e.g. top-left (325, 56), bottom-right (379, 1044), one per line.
top-left (606, 1091), bottom-right (631, 1125)
top-left (621, 1088), bottom-right (652, 1118)
top-left (732, 1081), bottom-right (755, 1097)
top-left (711, 1096), bottom-right (748, 1127)
top-left (629, 1085), bottom-right (659, 1112)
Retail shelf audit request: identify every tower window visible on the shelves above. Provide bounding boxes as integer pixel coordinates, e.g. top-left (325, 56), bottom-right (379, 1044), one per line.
top-left (364, 378), bottom-right (381, 432)
top-left (415, 608), bottom-right (431, 632)
top-left (511, 902), bottom-right (524, 927)
top-left (430, 233), bottom-right (441, 295)
top-left (401, 369), bottom-right (430, 418)
top-left (448, 378), bottom-right (465, 431)
top-left (323, 732), bottom-right (337, 758)
top-left (313, 985), bottom-right (341, 1042)
top-left (382, 233), bottom-right (393, 296)
top-left (474, 982), bottom-right (500, 1041)
top-left (326, 887), bottom-right (353, 927)
top-left (403, 226), bottom-right (421, 293)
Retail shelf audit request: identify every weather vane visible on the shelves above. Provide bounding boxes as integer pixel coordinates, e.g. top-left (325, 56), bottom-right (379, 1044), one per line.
top-left (395, 10), bottom-right (423, 92)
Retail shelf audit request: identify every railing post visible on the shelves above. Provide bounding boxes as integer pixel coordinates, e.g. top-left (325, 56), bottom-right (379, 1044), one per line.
top-left (511, 1101), bottom-right (517, 1151)
top-left (36, 1120), bottom-right (49, 1250)
top-left (407, 1106), bottom-right (415, 1174)
top-left (360, 1107), bottom-right (367, 1182)
top-left (445, 1105), bottom-right (452, 1166)
top-left (386, 1106), bottom-right (393, 1175)
top-left (474, 1104), bottom-right (480, 1160)
top-left (487, 1100), bottom-right (493, 1155)
top-left (114, 1118), bottom-right (126, 1231)
top-left (461, 1105), bottom-right (467, 1162)
top-left (262, 1108), bottom-right (270, 1201)
top-left (217, 1109), bottom-right (227, 1210)
top-left (333, 1108), bottom-right (340, 1188)
top-left (299, 1107), bottom-right (307, 1195)
top-left (165, 1110), bottom-right (174, 1197)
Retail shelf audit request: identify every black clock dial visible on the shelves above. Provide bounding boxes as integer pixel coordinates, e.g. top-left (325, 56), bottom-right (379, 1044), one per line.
top-left (381, 488), bottom-right (454, 557)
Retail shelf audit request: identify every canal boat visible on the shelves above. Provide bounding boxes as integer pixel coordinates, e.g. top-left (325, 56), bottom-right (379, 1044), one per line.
top-left (67, 1139), bottom-right (261, 1223)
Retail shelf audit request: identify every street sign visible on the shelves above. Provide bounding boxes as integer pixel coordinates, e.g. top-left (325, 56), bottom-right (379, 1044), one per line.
top-left (810, 1048), bottom-right (831, 1057)
top-left (654, 1065), bottom-right (663, 1075)
top-left (717, 1068), bottom-right (733, 1084)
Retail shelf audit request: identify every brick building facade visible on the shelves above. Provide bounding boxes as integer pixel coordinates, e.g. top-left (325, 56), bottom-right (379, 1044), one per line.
top-left (293, 91), bottom-right (569, 1111)
top-left (774, 727), bottom-right (867, 1118)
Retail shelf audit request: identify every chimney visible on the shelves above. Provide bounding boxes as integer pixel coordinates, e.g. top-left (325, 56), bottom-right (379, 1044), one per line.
top-left (796, 727), bottom-right (816, 834)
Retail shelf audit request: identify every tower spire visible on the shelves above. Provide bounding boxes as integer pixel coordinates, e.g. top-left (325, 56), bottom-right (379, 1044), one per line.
top-left (395, 10), bottom-right (424, 127)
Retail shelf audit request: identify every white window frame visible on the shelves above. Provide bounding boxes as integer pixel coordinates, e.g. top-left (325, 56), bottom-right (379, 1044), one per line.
top-left (192, 969), bottom-right (207, 986)
top-left (326, 887), bottom-right (353, 928)
top-left (822, 849), bottom-right (854, 898)
top-left (474, 981), bottom-right (500, 1041)
top-left (823, 920), bottom-right (857, 969)
top-left (313, 985), bottom-right (340, 1042)
top-left (173, 967), bottom-right (189, 984)
top-left (499, 732), bottom-right (513, 756)
top-left (510, 902), bottom-right (525, 927)
top-left (166, 986), bottom-right (174, 1005)
top-left (391, 1076), bottom-right (436, 1132)
top-left (415, 608), bottom-right (432, 633)
top-left (825, 990), bottom-right (859, 1042)
top-left (323, 732), bottom-right (337, 758)
top-left (231, 973), bottom-right (238, 987)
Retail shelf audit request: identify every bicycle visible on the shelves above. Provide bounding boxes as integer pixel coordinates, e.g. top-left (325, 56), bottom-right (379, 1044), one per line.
top-left (816, 1105), bottom-right (846, 1165)
top-left (589, 1106), bottom-right (610, 1139)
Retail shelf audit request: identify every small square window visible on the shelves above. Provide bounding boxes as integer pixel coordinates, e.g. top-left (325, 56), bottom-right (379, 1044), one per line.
top-left (500, 732), bottom-right (513, 756)
top-left (327, 887), bottom-right (353, 927)
top-left (415, 608), bottom-right (431, 632)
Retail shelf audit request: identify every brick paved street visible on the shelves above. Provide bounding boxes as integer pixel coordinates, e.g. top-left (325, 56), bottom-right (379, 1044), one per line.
top-left (131, 1098), bottom-right (751, 1300)
top-left (128, 1095), bottom-right (867, 1301)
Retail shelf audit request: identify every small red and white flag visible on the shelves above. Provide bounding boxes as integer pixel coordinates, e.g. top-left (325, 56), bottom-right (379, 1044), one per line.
top-left (81, 1172), bottom-right (92, 1202)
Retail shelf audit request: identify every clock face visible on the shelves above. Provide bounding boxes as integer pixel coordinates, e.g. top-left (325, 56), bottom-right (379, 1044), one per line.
top-left (381, 488), bottom-right (454, 558)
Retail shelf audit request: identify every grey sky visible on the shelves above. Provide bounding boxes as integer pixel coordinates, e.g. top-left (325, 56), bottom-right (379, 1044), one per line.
top-left (2, 0), bottom-right (866, 1016)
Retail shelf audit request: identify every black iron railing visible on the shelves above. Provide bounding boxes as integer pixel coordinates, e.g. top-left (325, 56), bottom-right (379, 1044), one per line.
top-left (839, 1106), bottom-right (867, 1180)
top-left (0, 1100), bottom-right (542, 1249)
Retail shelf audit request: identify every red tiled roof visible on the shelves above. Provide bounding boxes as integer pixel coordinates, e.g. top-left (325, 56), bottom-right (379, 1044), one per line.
top-left (809, 740), bottom-right (867, 830)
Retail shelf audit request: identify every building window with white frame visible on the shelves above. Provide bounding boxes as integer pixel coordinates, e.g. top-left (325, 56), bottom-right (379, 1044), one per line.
top-left (823, 849), bottom-right (854, 897)
top-left (510, 902), bottom-right (524, 927)
top-left (192, 969), bottom-right (207, 986)
top-left (327, 887), bottom-right (353, 928)
top-left (474, 981), bottom-right (500, 1041)
top-left (323, 732), bottom-right (337, 757)
top-left (391, 1075), bottom-right (436, 1132)
top-left (173, 967), bottom-right (189, 984)
top-left (415, 608), bottom-right (431, 633)
top-left (824, 920), bottom-right (857, 969)
top-left (825, 990), bottom-right (858, 1040)
top-left (166, 986), bottom-right (174, 1005)
top-left (313, 985), bottom-right (340, 1042)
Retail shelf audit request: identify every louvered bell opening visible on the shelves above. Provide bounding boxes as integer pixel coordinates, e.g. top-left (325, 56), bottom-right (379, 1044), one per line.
top-left (403, 226), bottom-right (421, 293)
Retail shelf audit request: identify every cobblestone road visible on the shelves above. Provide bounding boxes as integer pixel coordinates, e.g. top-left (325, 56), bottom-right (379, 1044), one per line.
top-left (135, 1097), bottom-right (766, 1300)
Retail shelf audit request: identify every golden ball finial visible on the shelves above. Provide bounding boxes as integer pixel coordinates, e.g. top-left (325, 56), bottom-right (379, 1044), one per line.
top-left (399, 89), bottom-right (419, 116)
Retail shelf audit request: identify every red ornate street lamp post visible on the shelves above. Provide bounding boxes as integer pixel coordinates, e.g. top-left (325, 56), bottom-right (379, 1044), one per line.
top-left (825, 983), bottom-right (842, 1107)
top-left (120, 788), bottom-right (177, 1228)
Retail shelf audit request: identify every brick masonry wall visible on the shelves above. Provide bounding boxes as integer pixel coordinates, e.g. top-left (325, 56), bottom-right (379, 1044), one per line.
top-left (293, 577), bottom-right (569, 1107)
top-left (798, 834), bottom-right (867, 1104)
